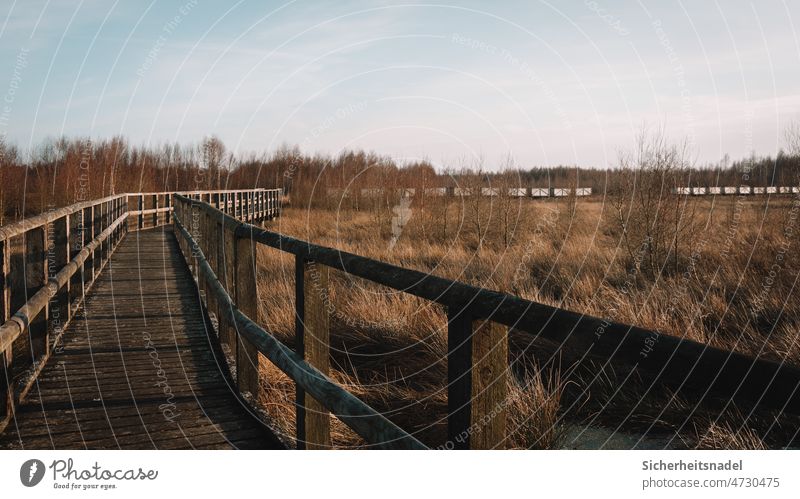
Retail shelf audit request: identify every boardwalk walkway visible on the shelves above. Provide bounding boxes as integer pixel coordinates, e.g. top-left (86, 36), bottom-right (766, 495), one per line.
top-left (0, 227), bottom-right (283, 449)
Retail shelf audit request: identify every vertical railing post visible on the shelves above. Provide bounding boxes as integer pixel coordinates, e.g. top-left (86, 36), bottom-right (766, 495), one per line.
top-left (93, 203), bottom-right (102, 276)
top-left (51, 214), bottom-right (70, 341)
top-left (152, 194), bottom-right (158, 227)
top-left (254, 191), bottom-right (259, 221)
top-left (1, 238), bottom-right (10, 326)
top-left (117, 196), bottom-right (123, 236)
top-left (25, 226), bottom-right (48, 361)
top-left (68, 210), bottom-right (82, 313)
top-left (204, 207), bottom-right (218, 327)
top-left (85, 206), bottom-right (96, 283)
top-left (124, 195), bottom-right (130, 232)
top-left (79, 208), bottom-right (90, 290)
top-left (100, 201), bottom-right (108, 265)
top-left (234, 227), bottom-right (261, 396)
top-left (294, 256), bottom-right (331, 449)
top-left (138, 194), bottom-right (144, 230)
top-left (220, 217), bottom-right (237, 353)
top-left (109, 199), bottom-right (117, 246)
top-left (447, 307), bottom-right (508, 449)
top-left (0, 237), bottom-right (13, 428)
top-left (4, 233), bottom-right (25, 420)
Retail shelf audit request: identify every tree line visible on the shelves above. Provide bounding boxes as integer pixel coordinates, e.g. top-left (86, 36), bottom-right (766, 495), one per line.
top-left (1, 133), bottom-right (798, 224)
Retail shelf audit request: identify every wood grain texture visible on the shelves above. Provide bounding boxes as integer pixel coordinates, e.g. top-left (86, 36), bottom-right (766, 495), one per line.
top-left (234, 233), bottom-right (260, 396)
top-left (295, 258), bottom-right (331, 450)
top-left (0, 227), bottom-right (283, 450)
top-left (470, 319), bottom-right (507, 450)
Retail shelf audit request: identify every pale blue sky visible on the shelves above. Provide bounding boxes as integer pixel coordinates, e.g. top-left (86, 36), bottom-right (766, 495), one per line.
top-left (1, 0), bottom-right (799, 169)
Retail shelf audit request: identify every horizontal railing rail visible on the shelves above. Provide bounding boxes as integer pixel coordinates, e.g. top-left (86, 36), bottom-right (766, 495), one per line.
top-left (175, 194), bottom-right (800, 450)
top-left (172, 213), bottom-right (425, 449)
top-left (0, 195), bottom-right (128, 432)
top-left (0, 188), bottom-right (280, 434)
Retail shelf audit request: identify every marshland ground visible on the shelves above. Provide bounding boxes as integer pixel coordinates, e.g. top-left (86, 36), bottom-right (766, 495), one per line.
top-left (251, 194), bottom-right (800, 449)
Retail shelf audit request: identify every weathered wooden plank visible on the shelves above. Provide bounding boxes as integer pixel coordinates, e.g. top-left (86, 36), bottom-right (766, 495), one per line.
top-left (50, 214), bottom-right (70, 339)
top-left (294, 257), bottom-right (331, 450)
top-left (0, 227), bottom-right (283, 450)
top-left (235, 231), bottom-right (260, 396)
top-left (0, 238), bottom-right (10, 429)
top-left (219, 221), bottom-right (238, 355)
top-left (447, 308), bottom-right (471, 450)
top-left (25, 226), bottom-right (48, 362)
top-left (470, 318), bottom-right (508, 449)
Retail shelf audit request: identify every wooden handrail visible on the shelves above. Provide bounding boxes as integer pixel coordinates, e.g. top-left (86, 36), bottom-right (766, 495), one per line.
top-left (0, 212), bottom-right (128, 352)
top-left (0, 188), bottom-right (279, 434)
top-left (0, 197), bottom-right (129, 432)
top-left (172, 213), bottom-right (425, 449)
top-left (0, 194), bottom-right (127, 240)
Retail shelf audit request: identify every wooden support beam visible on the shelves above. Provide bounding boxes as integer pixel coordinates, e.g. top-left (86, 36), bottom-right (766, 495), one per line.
top-left (67, 212), bottom-right (82, 313)
top-left (295, 257), bottom-right (331, 449)
top-left (220, 220), bottom-right (238, 355)
top-left (92, 204), bottom-right (101, 279)
top-left (0, 239), bottom-right (12, 428)
top-left (234, 230), bottom-right (260, 396)
top-left (25, 226), bottom-right (48, 361)
top-left (99, 202), bottom-right (108, 265)
top-left (447, 308), bottom-right (508, 449)
top-left (0, 239), bottom-right (10, 329)
top-left (138, 194), bottom-right (144, 230)
top-left (50, 214), bottom-right (71, 340)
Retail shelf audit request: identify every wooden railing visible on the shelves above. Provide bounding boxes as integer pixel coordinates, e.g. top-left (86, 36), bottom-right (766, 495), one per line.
top-left (172, 195), bottom-right (426, 449)
top-left (174, 194), bottom-right (800, 450)
top-left (126, 189), bottom-right (282, 231)
top-left (0, 189), bottom-right (278, 433)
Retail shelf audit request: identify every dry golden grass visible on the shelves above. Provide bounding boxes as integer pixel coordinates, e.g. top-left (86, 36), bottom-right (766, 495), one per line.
top-left (251, 194), bottom-right (800, 449)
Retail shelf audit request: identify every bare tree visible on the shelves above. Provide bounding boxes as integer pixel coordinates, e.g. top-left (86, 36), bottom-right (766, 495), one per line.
top-left (459, 159), bottom-right (490, 251)
top-left (786, 120), bottom-right (800, 157)
top-left (608, 126), bottom-right (697, 277)
top-left (495, 156), bottom-right (522, 249)
top-left (201, 136), bottom-right (226, 190)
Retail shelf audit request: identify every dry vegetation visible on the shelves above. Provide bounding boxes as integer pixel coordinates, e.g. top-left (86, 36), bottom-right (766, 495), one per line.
top-left (252, 187), bottom-right (800, 449)
top-left (3, 128), bottom-right (799, 449)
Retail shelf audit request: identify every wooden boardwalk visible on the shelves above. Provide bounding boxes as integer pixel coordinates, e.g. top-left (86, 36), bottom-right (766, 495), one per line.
top-left (0, 227), bottom-right (284, 449)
